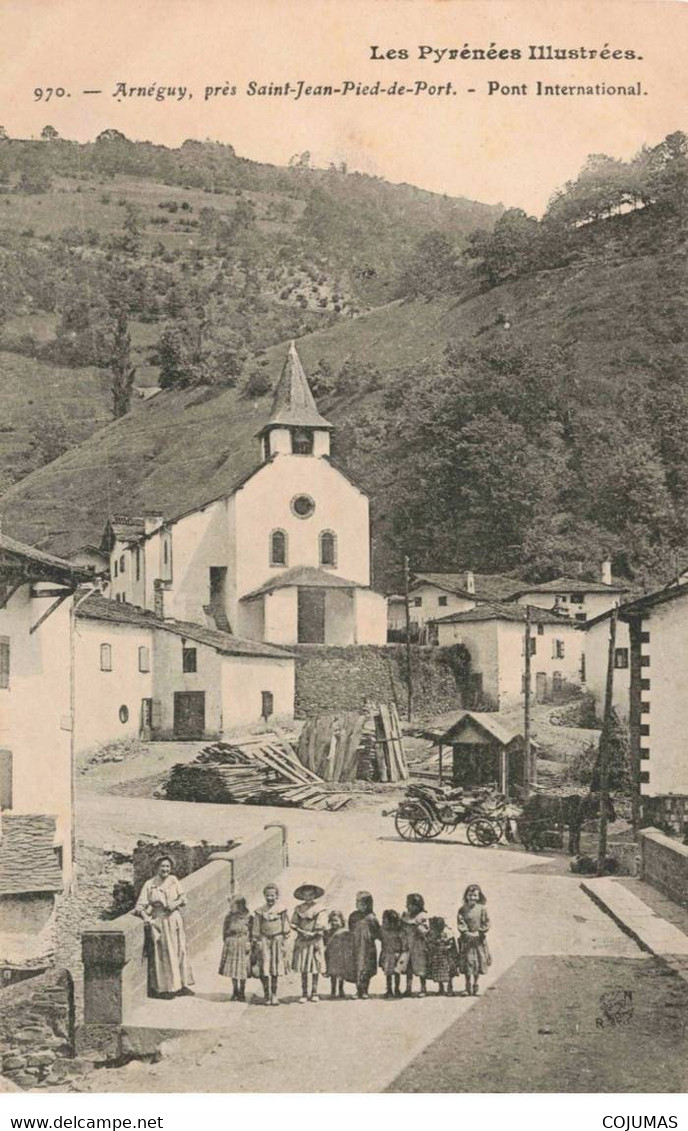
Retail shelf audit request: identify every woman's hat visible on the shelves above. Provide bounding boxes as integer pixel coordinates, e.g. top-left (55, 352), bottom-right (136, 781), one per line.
top-left (293, 883), bottom-right (325, 901)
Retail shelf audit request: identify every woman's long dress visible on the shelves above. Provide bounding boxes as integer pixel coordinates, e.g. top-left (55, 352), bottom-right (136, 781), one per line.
top-left (252, 903), bottom-right (290, 976)
top-left (348, 910), bottom-right (380, 982)
top-left (136, 874), bottom-right (194, 996)
top-left (290, 903), bottom-right (325, 973)
top-left (457, 904), bottom-right (491, 976)
top-left (219, 910), bottom-right (252, 979)
top-left (401, 909), bottom-right (430, 977)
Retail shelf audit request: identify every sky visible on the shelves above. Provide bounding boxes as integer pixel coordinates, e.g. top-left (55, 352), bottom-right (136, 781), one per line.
top-left (0, 0), bottom-right (685, 214)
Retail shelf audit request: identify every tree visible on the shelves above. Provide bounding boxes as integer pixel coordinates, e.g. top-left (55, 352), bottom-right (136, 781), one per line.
top-left (32, 412), bottom-right (70, 466)
top-left (109, 310), bottom-right (137, 418)
top-left (466, 208), bottom-right (541, 286)
top-left (40, 125), bottom-right (59, 141)
top-left (17, 148), bottom-right (52, 194)
top-left (398, 231), bottom-right (459, 299)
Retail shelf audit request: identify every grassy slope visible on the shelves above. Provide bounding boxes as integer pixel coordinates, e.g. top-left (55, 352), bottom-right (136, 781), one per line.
top-left (1, 246), bottom-right (681, 565)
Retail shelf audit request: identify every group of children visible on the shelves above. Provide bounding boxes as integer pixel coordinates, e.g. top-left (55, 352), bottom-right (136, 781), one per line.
top-left (219, 881), bottom-right (491, 1005)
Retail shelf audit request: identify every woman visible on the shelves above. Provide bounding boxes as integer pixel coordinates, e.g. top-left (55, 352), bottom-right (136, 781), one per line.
top-left (135, 856), bottom-right (194, 999)
top-left (252, 882), bottom-right (291, 1005)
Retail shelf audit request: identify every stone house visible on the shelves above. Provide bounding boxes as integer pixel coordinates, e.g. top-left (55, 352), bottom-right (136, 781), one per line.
top-left (74, 594), bottom-right (295, 748)
top-left (508, 563), bottom-right (627, 623)
top-left (405, 571), bottom-right (522, 632)
top-left (583, 608), bottom-right (631, 722)
top-left (433, 602), bottom-right (583, 710)
top-left (102, 341), bottom-right (387, 647)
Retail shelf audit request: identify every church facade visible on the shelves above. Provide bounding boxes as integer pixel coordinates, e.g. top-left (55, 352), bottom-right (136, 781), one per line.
top-left (103, 342), bottom-right (387, 647)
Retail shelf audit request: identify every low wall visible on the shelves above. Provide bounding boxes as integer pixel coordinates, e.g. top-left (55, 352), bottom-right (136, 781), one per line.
top-left (80, 824), bottom-right (287, 1031)
top-left (0, 968), bottom-right (75, 1090)
top-left (639, 827), bottom-right (688, 908)
top-left (293, 643), bottom-right (470, 719)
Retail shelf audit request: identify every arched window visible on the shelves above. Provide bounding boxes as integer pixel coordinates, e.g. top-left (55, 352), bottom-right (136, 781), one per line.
top-left (319, 530), bottom-right (337, 568)
top-left (270, 529), bottom-right (288, 567)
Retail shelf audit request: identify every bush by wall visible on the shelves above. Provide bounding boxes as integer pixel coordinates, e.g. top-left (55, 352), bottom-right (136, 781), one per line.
top-left (293, 643), bottom-right (471, 720)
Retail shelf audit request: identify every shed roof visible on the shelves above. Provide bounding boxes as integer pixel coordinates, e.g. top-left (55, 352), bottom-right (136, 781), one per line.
top-left (241, 566), bottom-right (367, 601)
top-left (425, 711), bottom-right (524, 748)
top-left (432, 602), bottom-right (572, 627)
top-left (0, 814), bottom-right (64, 896)
top-left (0, 531), bottom-right (90, 587)
top-left (77, 595), bottom-right (294, 659)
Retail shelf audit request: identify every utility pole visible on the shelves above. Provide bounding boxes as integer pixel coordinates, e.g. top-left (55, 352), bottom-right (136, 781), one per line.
top-left (524, 605), bottom-right (533, 792)
top-left (403, 555), bottom-right (413, 722)
top-left (597, 606), bottom-right (618, 874)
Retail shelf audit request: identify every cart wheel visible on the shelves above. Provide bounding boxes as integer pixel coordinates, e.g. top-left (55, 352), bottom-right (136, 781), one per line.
top-left (425, 816), bottom-right (446, 838)
top-left (395, 812), bottom-right (432, 841)
top-left (467, 817), bottom-right (500, 847)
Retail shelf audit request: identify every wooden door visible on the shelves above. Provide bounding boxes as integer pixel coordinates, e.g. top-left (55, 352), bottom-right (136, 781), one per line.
top-left (535, 672), bottom-right (548, 703)
top-left (173, 691), bottom-right (206, 739)
top-left (298, 587), bottom-right (326, 643)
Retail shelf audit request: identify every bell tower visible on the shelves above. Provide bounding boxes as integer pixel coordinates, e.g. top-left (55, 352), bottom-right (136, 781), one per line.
top-left (258, 341), bottom-right (333, 461)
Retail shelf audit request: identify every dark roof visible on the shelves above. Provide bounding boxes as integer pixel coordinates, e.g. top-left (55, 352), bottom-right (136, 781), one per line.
top-left (425, 711), bottom-right (525, 748)
top-left (0, 814), bottom-right (64, 896)
top-left (259, 341), bottom-right (332, 433)
top-left (508, 576), bottom-right (628, 597)
top-left (411, 572), bottom-right (522, 601)
top-left (241, 566), bottom-right (367, 601)
top-left (618, 580), bottom-right (688, 621)
top-left (0, 532), bottom-right (90, 586)
top-left (433, 602), bottom-right (575, 627)
top-left (76, 595), bottom-right (294, 659)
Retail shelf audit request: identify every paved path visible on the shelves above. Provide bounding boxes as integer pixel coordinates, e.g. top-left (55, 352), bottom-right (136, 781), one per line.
top-left (75, 790), bottom-right (642, 1092)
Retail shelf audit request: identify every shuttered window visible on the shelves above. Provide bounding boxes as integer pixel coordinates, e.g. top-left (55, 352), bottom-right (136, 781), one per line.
top-left (0, 637), bottom-right (10, 689)
top-left (100, 643), bottom-right (112, 671)
top-left (138, 646), bottom-right (150, 673)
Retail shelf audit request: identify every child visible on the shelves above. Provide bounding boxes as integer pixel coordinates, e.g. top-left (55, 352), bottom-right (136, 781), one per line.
top-left (401, 892), bottom-right (430, 997)
top-left (325, 909), bottom-right (354, 999)
top-left (348, 891), bottom-right (380, 999)
top-left (426, 915), bottom-right (458, 996)
top-left (291, 883), bottom-right (326, 1002)
top-left (219, 895), bottom-right (252, 1002)
top-left (457, 883), bottom-right (491, 996)
top-left (379, 909), bottom-right (404, 999)
top-left (252, 882), bottom-right (290, 1006)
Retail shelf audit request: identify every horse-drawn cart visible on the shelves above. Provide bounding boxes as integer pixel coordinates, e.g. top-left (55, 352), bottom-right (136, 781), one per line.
top-left (391, 783), bottom-right (518, 846)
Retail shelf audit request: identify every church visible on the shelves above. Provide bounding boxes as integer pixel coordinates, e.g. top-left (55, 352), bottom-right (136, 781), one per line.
top-left (102, 341), bottom-right (387, 648)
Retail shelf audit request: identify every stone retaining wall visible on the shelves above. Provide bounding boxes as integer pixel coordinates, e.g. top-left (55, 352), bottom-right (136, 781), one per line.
top-left (293, 643), bottom-right (470, 719)
top-left (80, 824), bottom-right (288, 1033)
top-left (0, 968), bottom-right (75, 1090)
top-left (640, 827), bottom-right (688, 908)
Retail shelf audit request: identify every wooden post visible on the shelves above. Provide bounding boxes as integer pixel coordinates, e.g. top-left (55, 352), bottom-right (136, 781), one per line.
top-left (403, 555), bottom-right (413, 722)
top-left (597, 607), bottom-right (618, 874)
top-left (524, 606), bottom-right (533, 791)
top-left (438, 744), bottom-right (444, 785)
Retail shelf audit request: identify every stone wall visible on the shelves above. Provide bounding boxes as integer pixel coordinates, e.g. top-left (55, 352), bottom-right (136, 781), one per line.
top-left (132, 839), bottom-right (238, 895)
top-left (293, 644), bottom-right (470, 719)
top-left (640, 827), bottom-right (688, 908)
top-left (0, 968), bottom-right (75, 1090)
top-left (81, 825), bottom-right (288, 1035)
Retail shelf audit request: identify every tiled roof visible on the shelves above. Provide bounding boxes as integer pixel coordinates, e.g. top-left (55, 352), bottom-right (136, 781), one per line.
top-left (425, 710), bottom-right (524, 748)
top-left (619, 580), bottom-right (688, 620)
top-left (241, 566), bottom-right (366, 601)
top-left (0, 814), bottom-right (63, 896)
top-left (76, 595), bottom-right (294, 659)
top-left (508, 576), bottom-right (628, 596)
top-left (411, 572), bottom-right (522, 601)
top-left (433, 602), bottom-right (574, 626)
top-left (259, 341), bottom-right (332, 432)
top-left (0, 532), bottom-right (90, 585)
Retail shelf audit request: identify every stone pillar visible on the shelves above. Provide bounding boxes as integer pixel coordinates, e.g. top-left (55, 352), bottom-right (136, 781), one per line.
top-left (82, 929), bottom-right (127, 1026)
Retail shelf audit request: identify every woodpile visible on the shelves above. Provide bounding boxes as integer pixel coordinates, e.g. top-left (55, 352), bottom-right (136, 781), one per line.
top-left (297, 703), bottom-right (408, 783)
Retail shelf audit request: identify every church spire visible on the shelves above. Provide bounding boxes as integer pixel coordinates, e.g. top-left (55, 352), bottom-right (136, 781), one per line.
top-left (263, 341), bottom-right (333, 432)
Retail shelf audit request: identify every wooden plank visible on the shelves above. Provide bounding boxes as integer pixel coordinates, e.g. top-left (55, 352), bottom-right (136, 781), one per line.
top-left (379, 704), bottom-right (398, 779)
top-left (373, 710), bottom-right (389, 783)
top-left (263, 741), bottom-right (324, 783)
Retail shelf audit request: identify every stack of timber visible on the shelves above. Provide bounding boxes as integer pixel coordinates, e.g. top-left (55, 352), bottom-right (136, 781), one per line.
top-left (164, 736), bottom-right (352, 811)
top-left (298, 704), bottom-right (408, 783)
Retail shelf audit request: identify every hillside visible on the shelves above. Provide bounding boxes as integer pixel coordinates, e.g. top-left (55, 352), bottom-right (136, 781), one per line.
top-left (1, 231), bottom-right (684, 590)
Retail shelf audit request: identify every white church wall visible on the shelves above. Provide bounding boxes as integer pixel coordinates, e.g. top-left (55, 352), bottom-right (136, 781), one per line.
top-left (354, 589), bottom-right (388, 644)
top-left (262, 588), bottom-right (298, 645)
top-left (325, 589), bottom-right (356, 645)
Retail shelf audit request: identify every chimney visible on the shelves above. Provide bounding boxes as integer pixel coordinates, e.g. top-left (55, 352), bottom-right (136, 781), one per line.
top-left (601, 559), bottom-right (612, 586)
top-left (465, 571), bottom-right (475, 595)
top-left (144, 515), bottom-right (164, 536)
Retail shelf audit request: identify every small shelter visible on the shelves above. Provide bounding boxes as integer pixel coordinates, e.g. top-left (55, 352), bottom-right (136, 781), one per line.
top-left (422, 711), bottom-right (528, 795)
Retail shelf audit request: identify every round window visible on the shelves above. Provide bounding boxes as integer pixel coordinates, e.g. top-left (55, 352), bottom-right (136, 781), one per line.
top-left (291, 494), bottom-right (316, 519)
top-left (119, 705), bottom-right (129, 724)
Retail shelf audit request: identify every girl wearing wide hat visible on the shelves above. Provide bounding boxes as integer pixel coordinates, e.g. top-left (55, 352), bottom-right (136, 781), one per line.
top-left (291, 883), bottom-right (326, 1002)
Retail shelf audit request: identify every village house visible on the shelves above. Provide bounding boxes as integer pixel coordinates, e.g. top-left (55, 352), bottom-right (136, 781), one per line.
top-left (0, 532), bottom-right (92, 970)
top-left (433, 602), bottom-right (583, 711)
top-left (508, 562), bottom-right (627, 623)
top-left (583, 608), bottom-right (631, 723)
top-left (403, 571), bottom-right (522, 633)
top-left (102, 341), bottom-right (387, 647)
top-left (73, 594), bottom-right (295, 747)
top-left (619, 582), bottom-right (688, 802)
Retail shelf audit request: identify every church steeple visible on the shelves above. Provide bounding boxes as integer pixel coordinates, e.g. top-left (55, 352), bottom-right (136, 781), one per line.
top-left (259, 341), bottom-right (333, 459)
